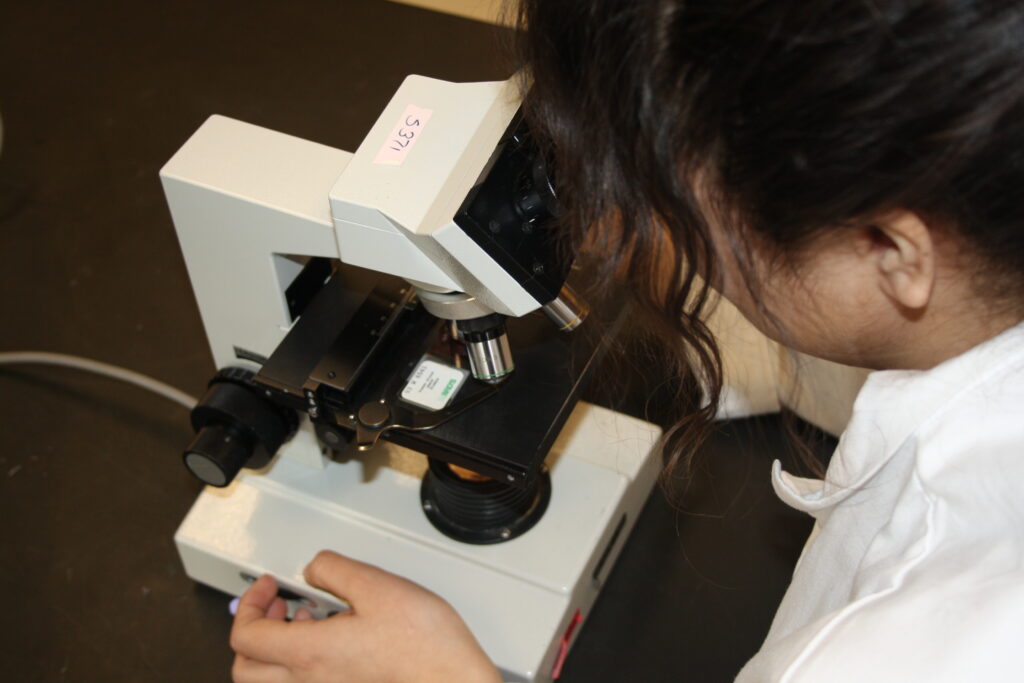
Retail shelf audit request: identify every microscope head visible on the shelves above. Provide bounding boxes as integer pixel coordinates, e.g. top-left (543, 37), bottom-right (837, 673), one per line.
top-left (329, 76), bottom-right (585, 382)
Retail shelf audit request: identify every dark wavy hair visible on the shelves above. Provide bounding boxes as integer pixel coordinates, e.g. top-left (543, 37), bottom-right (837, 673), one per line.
top-left (513, 0), bottom-right (1024, 479)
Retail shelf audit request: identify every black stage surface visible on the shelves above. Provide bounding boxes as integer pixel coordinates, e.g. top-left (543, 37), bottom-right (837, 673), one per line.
top-left (0, 2), bottom-right (827, 681)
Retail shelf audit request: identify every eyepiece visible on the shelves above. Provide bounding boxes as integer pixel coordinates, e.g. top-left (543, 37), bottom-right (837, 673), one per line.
top-left (542, 283), bottom-right (588, 332)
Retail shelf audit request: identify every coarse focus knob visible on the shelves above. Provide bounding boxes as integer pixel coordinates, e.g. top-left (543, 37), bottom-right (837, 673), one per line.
top-left (183, 368), bottom-right (296, 487)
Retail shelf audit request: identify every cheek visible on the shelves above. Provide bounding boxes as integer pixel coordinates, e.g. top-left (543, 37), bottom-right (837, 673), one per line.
top-left (706, 228), bottom-right (897, 366)
top-left (712, 255), bottom-right (845, 356)
top-left (705, 225), bottom-right (867, 359)
top-left (710, 241), bottom-right (792, 342)
top-left (749, 263), bottom-right (884, 365)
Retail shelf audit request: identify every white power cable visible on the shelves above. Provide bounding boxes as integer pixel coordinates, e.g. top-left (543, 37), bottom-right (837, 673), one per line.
top-left (0, 351), bottom-right (198, 410)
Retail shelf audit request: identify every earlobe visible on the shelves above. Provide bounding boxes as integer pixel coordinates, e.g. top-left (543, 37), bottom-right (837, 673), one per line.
top-left (873, 211), bottom-right (935, 311)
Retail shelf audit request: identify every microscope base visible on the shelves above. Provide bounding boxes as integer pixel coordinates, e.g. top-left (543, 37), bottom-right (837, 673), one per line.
top-left (175, 402), bottom-right (661, 683)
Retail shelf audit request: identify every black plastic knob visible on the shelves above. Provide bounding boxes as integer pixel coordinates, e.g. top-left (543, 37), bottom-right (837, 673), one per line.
top-left (183, 423), bottom-right (252, 487)
top-left (183, 368), bottom-right (296, 487)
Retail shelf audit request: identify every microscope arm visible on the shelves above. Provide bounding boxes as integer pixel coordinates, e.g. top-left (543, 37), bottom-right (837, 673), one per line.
top-left (161, 115), bottom-right (347, 371)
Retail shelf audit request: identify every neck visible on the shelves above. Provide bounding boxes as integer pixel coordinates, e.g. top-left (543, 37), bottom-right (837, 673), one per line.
top-left (874, 296), bottom-right (1022, 371)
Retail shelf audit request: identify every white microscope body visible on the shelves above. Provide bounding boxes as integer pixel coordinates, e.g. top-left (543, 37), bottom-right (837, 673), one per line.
top-left (161, 76), bottom-right (662, 682)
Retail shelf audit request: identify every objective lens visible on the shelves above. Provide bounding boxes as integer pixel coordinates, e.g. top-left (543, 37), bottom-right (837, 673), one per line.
top-left (466, 334), bottom-right (514, 383)
top-left (457, 314), bottom-right (515, 383)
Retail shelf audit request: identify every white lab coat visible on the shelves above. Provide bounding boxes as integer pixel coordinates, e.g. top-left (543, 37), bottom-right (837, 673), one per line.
top-left (736, 321), bottom-right (1024, 682)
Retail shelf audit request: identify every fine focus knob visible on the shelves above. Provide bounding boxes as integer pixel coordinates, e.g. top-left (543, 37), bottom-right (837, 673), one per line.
top-left (183, 423), bottom-right (252, 487)
top-left (183, 369), bottom-right (296, 487)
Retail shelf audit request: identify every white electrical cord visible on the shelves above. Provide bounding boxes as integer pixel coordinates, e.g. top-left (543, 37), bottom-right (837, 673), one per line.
top-left (0, 351), bottom-right (198, 410)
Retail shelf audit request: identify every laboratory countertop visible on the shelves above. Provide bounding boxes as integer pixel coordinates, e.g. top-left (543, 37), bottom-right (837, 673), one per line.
top-left (0, 2), bottom-right (826, 681)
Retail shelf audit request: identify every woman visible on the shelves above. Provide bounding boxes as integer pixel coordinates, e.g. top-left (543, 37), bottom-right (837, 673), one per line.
top-left (230, 1), bottom-right (1024, 680)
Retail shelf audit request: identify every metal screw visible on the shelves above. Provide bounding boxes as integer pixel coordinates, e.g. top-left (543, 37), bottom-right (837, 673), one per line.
top-left (422, 501), bottom-right (433, 511)
top-left (532, 262), bottom-right (545, 275)
top-left (488, 220), bottom-right (501, 234)
top-left (327, 370), bottom-right (336, 379)
top-left (506, 474), bottom-right (515, 482)
top-left (500, 528), bottom-right (512, 539)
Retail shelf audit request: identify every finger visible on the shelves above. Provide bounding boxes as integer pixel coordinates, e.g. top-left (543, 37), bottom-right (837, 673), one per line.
top-left (232, 577), bottom-right (313, 664)
top-left (234, 575), bottom-right (279, 627)
top-left (231, 614), bottom-right (313, 665)
top-left (304, 550), bottom-right (396, 604)
top-left (266, 597), bottom-right (287, 621)
top-left (292, 608), bottom-right (313, 621)
top-left (231, 653), bottom-right (291, 683)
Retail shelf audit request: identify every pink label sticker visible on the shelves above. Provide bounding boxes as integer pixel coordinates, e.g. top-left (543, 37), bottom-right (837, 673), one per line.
top-left (373, 104), bottom-right (434, 166)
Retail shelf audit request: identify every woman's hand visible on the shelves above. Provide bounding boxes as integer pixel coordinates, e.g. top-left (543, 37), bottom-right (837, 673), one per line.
top-left (230, 550), bottom-right (502, 683)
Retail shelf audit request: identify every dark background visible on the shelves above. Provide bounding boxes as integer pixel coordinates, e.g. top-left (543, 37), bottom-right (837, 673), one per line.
top-left (0, 2), bottom-right (825, 681)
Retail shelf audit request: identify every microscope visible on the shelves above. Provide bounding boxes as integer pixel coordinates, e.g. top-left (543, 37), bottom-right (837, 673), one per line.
top-left (160, 75), bottom-right (662, 683)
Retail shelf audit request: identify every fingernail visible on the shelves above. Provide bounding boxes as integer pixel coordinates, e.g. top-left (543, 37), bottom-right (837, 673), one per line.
top-left (229, 597), bottom-right (240, 616)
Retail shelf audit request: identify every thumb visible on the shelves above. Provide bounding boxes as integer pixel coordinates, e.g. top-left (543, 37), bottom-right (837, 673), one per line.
top-left (304, 550), bottom-right (392, 606)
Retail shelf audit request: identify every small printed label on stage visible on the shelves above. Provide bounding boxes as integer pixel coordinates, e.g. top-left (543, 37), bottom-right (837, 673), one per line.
top-left (401, 356), bottom-right (468, 411)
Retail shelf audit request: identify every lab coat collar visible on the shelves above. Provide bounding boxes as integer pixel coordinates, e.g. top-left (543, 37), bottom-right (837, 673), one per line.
top-left (772, 321), bottom-right (1024, 515)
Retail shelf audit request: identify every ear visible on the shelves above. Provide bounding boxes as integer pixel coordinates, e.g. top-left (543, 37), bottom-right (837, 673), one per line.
top-left (872, 211), bottom-right (935, 310)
